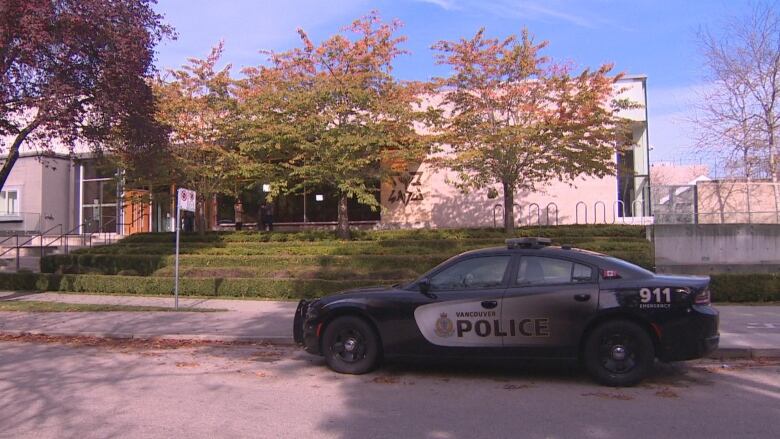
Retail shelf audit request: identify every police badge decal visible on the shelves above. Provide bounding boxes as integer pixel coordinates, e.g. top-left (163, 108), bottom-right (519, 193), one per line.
top-left (434, 312), bottom-right (455, 337)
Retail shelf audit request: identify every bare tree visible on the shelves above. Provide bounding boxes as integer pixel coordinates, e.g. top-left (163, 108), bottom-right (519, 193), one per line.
top-left (694, 1), bottom-right (780, 182)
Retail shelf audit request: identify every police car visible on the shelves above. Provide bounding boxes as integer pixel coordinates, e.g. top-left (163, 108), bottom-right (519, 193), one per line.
top-left (293, 237), bottom-right (719, 386)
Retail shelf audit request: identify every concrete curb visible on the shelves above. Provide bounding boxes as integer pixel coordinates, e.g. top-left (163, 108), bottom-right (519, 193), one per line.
top-left (0, 330), bottom-right (296, 345)
top-left (707, 347), bottom-right (780, 360)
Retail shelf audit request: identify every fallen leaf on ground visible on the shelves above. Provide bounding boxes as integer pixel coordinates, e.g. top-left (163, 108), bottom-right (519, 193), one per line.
top-left (581, 392), bottom-right (634, 401)
top-left (655, 388), bottom-right (679, 398)
top-left (175, 362), bottom-right (199, 368)
top-left (503, 384), bottom-right (531, 390)
top-left (371, 376), bottom-right (400, 384)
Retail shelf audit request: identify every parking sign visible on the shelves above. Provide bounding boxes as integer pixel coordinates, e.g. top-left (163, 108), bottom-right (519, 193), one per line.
top-left (178, 188), bottom-right (196, 212)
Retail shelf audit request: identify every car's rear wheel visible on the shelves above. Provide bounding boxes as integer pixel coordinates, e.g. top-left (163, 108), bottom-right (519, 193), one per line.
top-left (322, 316), bottom-right (381, 374)
top-left (583, 319), bottom-right (655, 387)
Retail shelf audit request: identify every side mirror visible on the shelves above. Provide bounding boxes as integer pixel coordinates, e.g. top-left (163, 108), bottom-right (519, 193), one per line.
top-left (418, 278), bottom-right (435, 298)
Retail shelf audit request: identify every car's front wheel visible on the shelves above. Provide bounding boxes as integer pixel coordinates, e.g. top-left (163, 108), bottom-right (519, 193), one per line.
top-left (322, 316), bottom-right (381, 374)
top-left (583, 319), bottom-right (655, 387)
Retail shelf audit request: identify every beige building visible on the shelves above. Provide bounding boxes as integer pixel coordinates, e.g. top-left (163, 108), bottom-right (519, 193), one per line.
top-left (379, 75), bottom-right (651, 228)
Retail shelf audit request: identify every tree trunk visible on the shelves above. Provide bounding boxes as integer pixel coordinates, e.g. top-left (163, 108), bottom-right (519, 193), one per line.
top-left (336, 192), bottom-right (351, 240)
top-left (195, 198), bottom-right (207, 235)
top-left (503, 181), bottom-right (514, 234)
top-left (0, 120), bottom-right (41, 192)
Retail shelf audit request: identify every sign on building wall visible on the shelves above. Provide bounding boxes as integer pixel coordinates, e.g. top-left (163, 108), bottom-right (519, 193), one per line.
top-left (389, 171), bottom-right (424, 205)
top-left (178, 188), bottom-right (197, 212)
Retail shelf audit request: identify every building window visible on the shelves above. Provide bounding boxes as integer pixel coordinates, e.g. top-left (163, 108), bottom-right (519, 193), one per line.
top-left (0, 189), bottom-right (19, 216)
top-left (80, 160), bottom-right (120, 233)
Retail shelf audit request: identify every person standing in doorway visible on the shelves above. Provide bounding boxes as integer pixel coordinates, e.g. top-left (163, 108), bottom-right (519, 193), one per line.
top-left (234, 199), bottom-right (244, 231)
top-left (260, 202), bottom-right (274, 231)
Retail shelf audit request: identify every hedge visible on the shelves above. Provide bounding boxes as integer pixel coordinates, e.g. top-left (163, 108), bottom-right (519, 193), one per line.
top-left (2, 272), bottom-right (777, 302)
top-left (151, 265), bottom-right (422, 281)
top-left (118, 225), bottom-right (647, 244)
top-left (76, 237), bottom-right (650, 254)
top-left (40, 254), bottom-right (167, 275)
top-left (0, 273), bottom-right (393, 299)
top-left (41, 254), bottom-right (450, 276)
top-left (709, 274), bottom-right (780, 302)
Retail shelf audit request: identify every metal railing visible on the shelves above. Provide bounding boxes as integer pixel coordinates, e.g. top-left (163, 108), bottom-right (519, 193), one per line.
top-left (0, 224), bottom-right (62, 271)
top-left (43, 222), bottom-right (95, 256)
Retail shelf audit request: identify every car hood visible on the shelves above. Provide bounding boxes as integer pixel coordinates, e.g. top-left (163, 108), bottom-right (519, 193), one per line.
top-left (652, 274), bottom-right (710, 287)
top-left (318, 284), bottom-right (401, 304)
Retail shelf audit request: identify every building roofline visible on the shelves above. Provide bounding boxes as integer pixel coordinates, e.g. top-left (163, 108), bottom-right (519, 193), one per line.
top-left (618, 74), bottom-right (647, 81)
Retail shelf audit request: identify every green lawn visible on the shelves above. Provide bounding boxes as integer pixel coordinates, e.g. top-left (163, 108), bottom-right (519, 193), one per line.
top-left (0, 300), bottom-right (224, 312)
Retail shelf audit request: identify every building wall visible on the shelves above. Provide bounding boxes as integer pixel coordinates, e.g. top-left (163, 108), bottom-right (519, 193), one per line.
top-left (380, 162), bottom-right (621, 228)
top-left (0, 156), bottom-right (44, 232)
top-left (0, 155), bottom-right (77, 234)
top-left (654, 224), bottom-right (780, 274)
top-left (651, 162), bottom-right (709, 186)
top-left (696, 181), bottom-right (780, 224)
top-left (40, 157), bottom-right (76, 232)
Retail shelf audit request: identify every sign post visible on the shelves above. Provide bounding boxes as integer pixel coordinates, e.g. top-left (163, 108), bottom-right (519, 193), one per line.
top-left (175, 188), bottom-right (196, 309)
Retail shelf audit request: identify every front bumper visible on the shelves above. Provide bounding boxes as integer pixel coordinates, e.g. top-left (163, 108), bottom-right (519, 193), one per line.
top-left (293, 299), bottom-right (322, 355)
top-left (293, 299), bottom-right (309, 345)
top-left (658, 305), bottom-right (720, 362)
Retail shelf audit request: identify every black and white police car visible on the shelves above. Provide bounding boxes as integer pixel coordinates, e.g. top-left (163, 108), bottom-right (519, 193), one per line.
top-left (293, 237), bottom-right (719, 386)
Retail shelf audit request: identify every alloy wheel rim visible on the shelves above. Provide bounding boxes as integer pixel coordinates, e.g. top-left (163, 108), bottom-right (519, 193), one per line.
top-left (598, 332), bottom-right (638, 374)
top-left (331, 328), bottom-right (367, 363)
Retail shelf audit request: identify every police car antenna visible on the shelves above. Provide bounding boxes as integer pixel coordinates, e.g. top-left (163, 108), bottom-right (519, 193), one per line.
top-left (506, 237), bottom-right (552, 249)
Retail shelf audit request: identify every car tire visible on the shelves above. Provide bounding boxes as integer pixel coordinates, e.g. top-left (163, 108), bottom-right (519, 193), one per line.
top-left (583, 319), bottom-right (655, 387)
top-left (322, 316), bottom-right (381, 375)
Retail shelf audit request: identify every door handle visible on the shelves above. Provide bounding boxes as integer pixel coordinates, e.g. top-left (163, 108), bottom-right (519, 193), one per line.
top-left (574, 294), bottom-right (591, 302)
top-left (481, 300), bottom-right (498, 309)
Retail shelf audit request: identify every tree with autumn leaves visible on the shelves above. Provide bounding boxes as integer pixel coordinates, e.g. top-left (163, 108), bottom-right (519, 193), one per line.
top-left (4, 2), bottom-right (633, 236)
top-left (0, 0), bottom-right (171, 192)
top-left (239, 13), bottom-right (433, 238)
top-left (432, 28), bottom-right (636, 233)
top-left (153, 43), bottom-right (250, 233)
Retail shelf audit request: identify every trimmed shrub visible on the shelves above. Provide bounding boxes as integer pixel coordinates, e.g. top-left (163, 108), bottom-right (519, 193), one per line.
top-left (118, 225), bottom-right (647, 244)
top-left (1, 272), bottom-right (776, 302)
top-left (0, 273), bottom-right (396, 299)
top-left (41, 254), bottom-right (167, 275)
top-left (710, 274), bottom-right (780, 303)
top-left (42, 254), bottom-right (450, 275)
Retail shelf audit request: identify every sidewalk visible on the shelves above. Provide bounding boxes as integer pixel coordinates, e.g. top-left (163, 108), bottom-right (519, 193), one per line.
top-left (1, 292), bottom-right (778, 358)
top-left (0, 292), bottom-right (297, 343)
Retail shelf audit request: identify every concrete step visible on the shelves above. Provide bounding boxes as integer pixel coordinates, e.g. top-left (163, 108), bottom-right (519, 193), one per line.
top-left (0, 255), bottom-right (40, 273)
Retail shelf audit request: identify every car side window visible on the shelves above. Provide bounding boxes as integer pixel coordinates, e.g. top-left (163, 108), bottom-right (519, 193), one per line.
top-left (516, 256), bottom-right (593, 286)
top-left (429, 256), bottom-right (510, 290)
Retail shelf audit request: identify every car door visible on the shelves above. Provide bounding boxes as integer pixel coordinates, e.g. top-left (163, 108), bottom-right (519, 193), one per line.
top-left (413, 254), bottom-right (511, 348)
top-left (501, 254), bottom-right (599, 354)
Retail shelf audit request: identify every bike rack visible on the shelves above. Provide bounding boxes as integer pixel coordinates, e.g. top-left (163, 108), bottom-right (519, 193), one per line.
top-left (492, 204), bottom-right (504, 229)
top-left (545, 203), bottom-right (559, 226)
top-left (528, 203), bottom-right (541, 227)
top-left (513, 204), bottom-right (523, 227)
top-left (575, 202), bottom-right (588, 224)
top-left (613, 200), bottom-right (627, 224)
top-left (593, 201), bottom-right (607, 224)
top-left (632, 199), bottom-right (644, 218)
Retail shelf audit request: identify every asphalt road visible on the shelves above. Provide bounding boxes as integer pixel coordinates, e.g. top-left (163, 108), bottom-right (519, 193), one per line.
top-left (1, 337), bottom-right (779, 439)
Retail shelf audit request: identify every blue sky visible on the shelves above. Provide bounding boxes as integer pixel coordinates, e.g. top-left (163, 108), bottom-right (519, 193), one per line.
top-left (153, 0), bottom-right (760, 167)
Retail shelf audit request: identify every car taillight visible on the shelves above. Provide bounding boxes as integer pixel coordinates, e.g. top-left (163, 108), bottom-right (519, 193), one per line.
top-left (601, 269), bottom-right (621, 280)
top-left (694, 288), bottom-right (711, 305)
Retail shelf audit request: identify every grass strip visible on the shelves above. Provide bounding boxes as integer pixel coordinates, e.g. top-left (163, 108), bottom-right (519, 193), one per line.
top-left (0, 300), bottom-right (223, 312)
